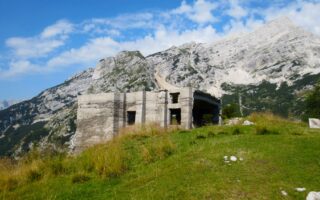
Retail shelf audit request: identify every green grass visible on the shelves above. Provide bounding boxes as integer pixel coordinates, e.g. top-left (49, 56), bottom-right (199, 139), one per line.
top-left (1, 113), bottom-right (320, 200)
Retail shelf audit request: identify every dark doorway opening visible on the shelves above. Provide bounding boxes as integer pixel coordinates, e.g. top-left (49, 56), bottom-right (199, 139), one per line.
top-left (192, 99), bottom-right (219, 127)
top-left (170, 93), bottom-right (180, 103)
top-left (170, 109), bottom-right (181, 125)
top-left (127, 111), bottom-right (136, 125)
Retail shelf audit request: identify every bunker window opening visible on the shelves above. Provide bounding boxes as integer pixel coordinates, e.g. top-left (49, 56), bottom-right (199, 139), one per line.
top-left (170, 109), bottom-right (181, 125)
top-left (127, 111), bottom-right (136, 125)
top-left (170, 93), bottom-right (180, 103)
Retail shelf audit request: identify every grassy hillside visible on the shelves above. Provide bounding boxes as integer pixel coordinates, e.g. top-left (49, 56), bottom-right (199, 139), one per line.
top-left (1, 113), bottom-right (320, 200)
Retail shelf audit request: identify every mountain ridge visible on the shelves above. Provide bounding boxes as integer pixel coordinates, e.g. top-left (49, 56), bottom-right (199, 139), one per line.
top-left (1, 17), bottom-right (320, 157)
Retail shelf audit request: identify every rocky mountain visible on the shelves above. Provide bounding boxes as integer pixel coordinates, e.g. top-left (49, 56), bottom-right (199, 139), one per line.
top-left (88, 51), bottom-right (157, 93)
top-left (0, 17), bottom-right (320, 157)
top-left (0, 69), bottom-right (94, 156)
top-left (147, 17), bottom-right (320, 97)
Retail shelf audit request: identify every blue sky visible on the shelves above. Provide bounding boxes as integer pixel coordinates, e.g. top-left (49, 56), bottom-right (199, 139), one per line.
top-left (0, 0), bottom-right (320, 100)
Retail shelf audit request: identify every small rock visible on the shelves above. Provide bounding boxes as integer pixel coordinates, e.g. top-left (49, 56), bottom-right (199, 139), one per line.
top-left (227, 118), bottom-right (242, 125)
top-left (224, 160), bottom-right (230, 163)
top-left (230, 156), bottom-right (237, 161)
top-left (281, 190), bottom-right (288, 196)
top-left (239, 157), bottom-right (243, 161)
top-left (296, 187), bottom-right (306, 192)
top-left (243, 120), bottom-right (254, 126)
top-left (224, 156), bottom-right (228, 161)
top-left (306, 191), bottom-right (320, 200)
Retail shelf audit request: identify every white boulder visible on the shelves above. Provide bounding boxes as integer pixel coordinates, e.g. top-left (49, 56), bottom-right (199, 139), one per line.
top-left (296, 187), bottom-right (306, 192)
top-left (230, 156), bottom-right (237, 161)
top-left (243, 120), bottom-right (254, 126)
top-left (281, 190), bottom-right (288, 196)
top-left (307, 192), bottom-right (320, 200)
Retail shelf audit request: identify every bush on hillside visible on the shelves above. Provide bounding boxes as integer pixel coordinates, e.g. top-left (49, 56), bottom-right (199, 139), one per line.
top-left (222, 103), bottom-right (241, 119)
top-left (305, 81), bottom-right (320, 119)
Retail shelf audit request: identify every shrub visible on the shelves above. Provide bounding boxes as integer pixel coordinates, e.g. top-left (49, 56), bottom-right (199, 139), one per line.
top-left (304, 81), bottom-right (320, 120)
top-left (222, 103), bottom-right (241, 119)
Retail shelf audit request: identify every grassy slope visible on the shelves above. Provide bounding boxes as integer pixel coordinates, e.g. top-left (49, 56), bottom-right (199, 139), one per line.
top-left (1, 114), bottom-right (320, 200)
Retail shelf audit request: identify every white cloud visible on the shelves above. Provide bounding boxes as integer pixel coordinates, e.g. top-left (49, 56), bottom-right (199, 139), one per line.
top-left (6, 37), bottom-right (65, 58)
top-left (225, 0), bottom-right (248, 19)
top-left (172, 0), bottom-right (218, 24)
top-left (85, 12), bottom-right (155, 30)
top-left (46, 25), bottom-right (220, 69)
top-left (2, 0), bottom-right (320, 79)
top-left (262, 1), bottom-right (320, 35)
top-left (40, 20), bottom-right (74, 38)
top-left (0, 60), bottom-right (41, 78)
top-left (5, 20), bottom-right (74, 59)
top-left (46, 37), bottom-right (120, 68)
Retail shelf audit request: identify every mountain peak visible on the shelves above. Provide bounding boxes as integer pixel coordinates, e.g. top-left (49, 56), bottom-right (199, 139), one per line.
top-left (116, 50), bottom-right (145, 59)
top-left (265, 16), bottom-right (296, 29)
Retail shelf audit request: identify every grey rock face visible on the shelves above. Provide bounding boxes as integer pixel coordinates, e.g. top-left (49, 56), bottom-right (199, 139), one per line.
top-left (88, 51), bottom-right (157, 94)
top-left (147, 17), bottom-right (320, 97)
top-left (0, 69), bottom-right (94, 156)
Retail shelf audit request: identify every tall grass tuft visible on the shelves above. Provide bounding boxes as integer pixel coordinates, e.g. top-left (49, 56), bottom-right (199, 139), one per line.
top-left (79, 141), bottom-right (129, 177)
top-left (140, 136), bottom-right (176, 163)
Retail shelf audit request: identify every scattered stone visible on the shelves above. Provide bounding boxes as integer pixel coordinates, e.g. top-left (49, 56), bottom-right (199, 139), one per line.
top-left (239, 157), bottom-right (244, 161)
top-left (230, 156), bottom-right (237, 161)
top-left (281, 190), bottom-right (288, 196)
top-left (295, 187), bottom-right (306, 192)
top-left (309, 118), bottom-right (320, 129)
top-left (227, 118), bottom-right (242, 125)
top-left (306, 192), bottom-right (320, 200)
top-left (223, 156), bottom-right (228, 161)
top-left (243, 120), bottom-right (254, 126)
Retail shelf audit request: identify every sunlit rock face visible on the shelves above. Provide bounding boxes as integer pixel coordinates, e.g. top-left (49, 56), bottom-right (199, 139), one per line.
top-left (147, 17), bottom-right (320, 98)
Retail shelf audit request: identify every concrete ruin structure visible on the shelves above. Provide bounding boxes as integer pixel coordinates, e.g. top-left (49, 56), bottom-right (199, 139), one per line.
top-left (72, 87), bottom-right (220, 151)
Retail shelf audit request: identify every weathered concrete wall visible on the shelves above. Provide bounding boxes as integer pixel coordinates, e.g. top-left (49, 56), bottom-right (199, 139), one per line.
top-left (73, 87), bottom-right (219, 152)
top-left (72, 93), bottom-right (116, 152)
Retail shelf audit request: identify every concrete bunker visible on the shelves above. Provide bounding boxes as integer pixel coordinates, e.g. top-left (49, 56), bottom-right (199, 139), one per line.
top-left (72, 87), bottom-right (220, 152)
top-left (192, 91), bottom-right (220, 127)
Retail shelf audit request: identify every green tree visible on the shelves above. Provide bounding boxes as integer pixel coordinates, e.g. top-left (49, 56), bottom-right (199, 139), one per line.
top-left (305, 82), bottom-right (320, 118)
top-left (222, 103), bottom-right (241, 119)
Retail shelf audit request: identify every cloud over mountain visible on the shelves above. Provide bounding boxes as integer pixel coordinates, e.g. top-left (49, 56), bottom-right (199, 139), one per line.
top-left (1, 0), bottom-right (320, 79)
